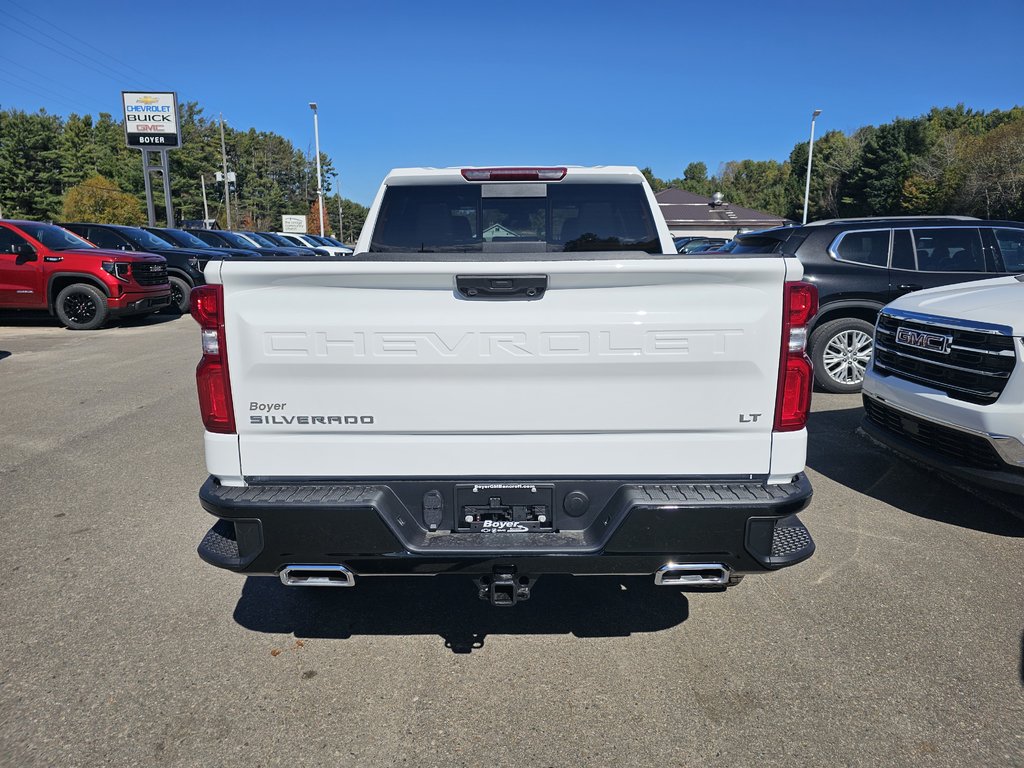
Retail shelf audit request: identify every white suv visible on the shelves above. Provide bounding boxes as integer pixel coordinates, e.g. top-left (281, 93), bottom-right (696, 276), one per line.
top-left (861, 274), bottom-right (1024, 495)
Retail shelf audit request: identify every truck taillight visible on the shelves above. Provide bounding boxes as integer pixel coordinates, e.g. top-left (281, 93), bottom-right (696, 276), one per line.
top-left (774, 281), bottom-right (818, 432)
top-left (461, 167), bottom-right (567, 181)
top-left (189, 285), bottom-right (235, 434)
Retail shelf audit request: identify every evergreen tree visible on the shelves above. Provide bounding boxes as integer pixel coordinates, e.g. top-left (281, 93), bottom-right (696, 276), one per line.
top-left (59, 113), bottom-right (97, 190)
top-left (0, 109), bottom-right (63, 218)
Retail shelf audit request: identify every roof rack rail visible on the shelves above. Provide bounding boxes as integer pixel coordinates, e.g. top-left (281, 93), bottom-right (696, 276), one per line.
top-left (805, 215), bottom-right (979, 227)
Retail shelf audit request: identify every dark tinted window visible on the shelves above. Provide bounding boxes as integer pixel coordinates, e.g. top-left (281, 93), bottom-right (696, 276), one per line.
top-left (161, 229), bottom-right (214, 248)
top-left (243, 232), bottom-right (277, 247)
top-left (730, 236), bottom-right (784, 254)
top-left (891, 229), bottom-right (916, 270)
top-left (219, 232), bottom-right (261, 248)
top-left (370, 183), bottom-right (660, 254)
top-left (993, 228), bottom-right (1024, 272)
top-left (913, 228), bottom-right (985, 272)
top-left (188, 230), bottom-right (227, 247)
top-left (833, 230), bottom-right (890, 267)
top-left (120, 227), bottom-right (173, 251)
top-left (87, 228), bottom-right (131, 250)
top-left (20, 223), bottom-right (93, 250)
top-left (259, 233), bottom-right (292, 247)
top-left (0, 226), bottom-right (30, 254)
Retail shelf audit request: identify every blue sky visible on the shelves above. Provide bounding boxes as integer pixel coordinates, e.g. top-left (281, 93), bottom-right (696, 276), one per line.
top-left (2, 0), bottom-right (1022, 205)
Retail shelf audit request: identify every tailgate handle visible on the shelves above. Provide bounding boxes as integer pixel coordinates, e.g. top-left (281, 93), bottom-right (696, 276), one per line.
top-left (456, 274), bottom-right (547, 300)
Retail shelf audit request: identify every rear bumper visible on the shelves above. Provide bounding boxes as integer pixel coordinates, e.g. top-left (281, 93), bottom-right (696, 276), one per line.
top-left (197, 474), bottom-right (815, 577)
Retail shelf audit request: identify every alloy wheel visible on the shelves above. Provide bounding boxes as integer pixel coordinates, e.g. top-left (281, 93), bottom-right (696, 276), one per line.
top-left (63, 293), bottom-right (98, 324)
top-left (822, 329), bottom-right (873, 386)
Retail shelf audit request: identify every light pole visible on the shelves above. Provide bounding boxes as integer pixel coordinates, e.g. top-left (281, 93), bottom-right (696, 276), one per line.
top-left (219, 113), bottom-right (231, 229)
top-left (309, 102), bottom-right (325, 237)
top-left (802, 109), bottom-right (822, 225)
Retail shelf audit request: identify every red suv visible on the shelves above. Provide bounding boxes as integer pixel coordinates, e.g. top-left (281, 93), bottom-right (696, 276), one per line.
top-left (0, 220), bottom-right (171, 330)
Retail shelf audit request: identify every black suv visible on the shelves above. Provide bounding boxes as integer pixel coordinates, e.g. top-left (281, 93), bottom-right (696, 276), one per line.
top-left (61, 223), bottom-right (210, 313)
top-left (730, 217), bottom-right (1024, 393)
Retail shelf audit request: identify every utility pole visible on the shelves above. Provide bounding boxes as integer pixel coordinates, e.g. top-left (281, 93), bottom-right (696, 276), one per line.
top-left (337, 192), bottom-right (343, 241)
top-left (309, 102), bottom-right (325, 237)
top-left (201, 174), bottom-right (210, 223)
top-left (219, 113), bottom-right (232, 228)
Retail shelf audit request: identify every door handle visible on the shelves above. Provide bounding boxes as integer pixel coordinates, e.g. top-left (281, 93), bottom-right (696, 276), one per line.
top-left (897, 284), bottom-right (922, 292)
top-left (456, 274), bottom-right (547, 300)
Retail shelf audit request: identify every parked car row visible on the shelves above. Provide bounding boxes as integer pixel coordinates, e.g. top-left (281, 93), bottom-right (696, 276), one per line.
top-left (0, 218), bottom-right (355, 329)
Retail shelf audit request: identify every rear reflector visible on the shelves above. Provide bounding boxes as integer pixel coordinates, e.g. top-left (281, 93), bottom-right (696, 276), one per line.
top-left (775, 281), bottom-right (818, 432)
top-left (461, 167), bottom-right (567, 182)
top-left (190, 285), bottom-right (235, 434)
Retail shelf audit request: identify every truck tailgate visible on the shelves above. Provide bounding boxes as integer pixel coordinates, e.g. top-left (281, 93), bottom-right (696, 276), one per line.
top-left (219, 257), bottom-right (793, 478)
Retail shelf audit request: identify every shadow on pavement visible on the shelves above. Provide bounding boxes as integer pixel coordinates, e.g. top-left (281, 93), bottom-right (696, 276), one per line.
top-left (116, 312), bottom-right (182, 327)
top-left (807, 405), bottom-right (1024, 537)
top-left (234, 574), bottom-right (690, 652)
top-left (0, 312), bottom-right (61, 328)
top-left (0, 351), bottom-right (10, 362)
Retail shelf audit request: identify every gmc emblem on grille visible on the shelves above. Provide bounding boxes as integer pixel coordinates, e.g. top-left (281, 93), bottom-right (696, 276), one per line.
top-left (895, 327), bottom-right (952, 355)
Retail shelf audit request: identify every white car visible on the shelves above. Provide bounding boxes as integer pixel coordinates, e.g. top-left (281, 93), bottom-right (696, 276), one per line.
top-left (862, 274), bottom-right (1024, 495)
top-left (277, 232), bottom-right (353, 256)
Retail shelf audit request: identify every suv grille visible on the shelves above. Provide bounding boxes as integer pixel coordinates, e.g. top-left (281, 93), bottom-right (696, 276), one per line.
top-left (863, 396), bottom-right (1010, 471)
top-left (133, 262), bottom-right (168, 286)
top-left (873, 310), bottom-right (1017, 405)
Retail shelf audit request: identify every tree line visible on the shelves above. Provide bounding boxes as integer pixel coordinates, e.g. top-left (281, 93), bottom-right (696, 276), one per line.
top-left (3, 103), bottom-right (1022, 237)
top-left (0, 102), bottom-right (368, 242)
top-left (643, 104), bottom-right (1024, 222)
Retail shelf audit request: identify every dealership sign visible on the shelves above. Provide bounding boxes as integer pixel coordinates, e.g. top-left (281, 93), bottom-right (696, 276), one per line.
top-left (281, 215), bottom-right (307, 233)
top-left (121, 92), bottom-right (180, 148)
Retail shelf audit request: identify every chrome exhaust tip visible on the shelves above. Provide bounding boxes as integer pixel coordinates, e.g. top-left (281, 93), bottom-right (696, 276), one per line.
top-left (279, 564), bottom-right (355, 587)
top-left (654, 563), bottom-right (731, 586)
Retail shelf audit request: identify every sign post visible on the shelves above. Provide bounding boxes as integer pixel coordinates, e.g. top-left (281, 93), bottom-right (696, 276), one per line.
top-left (122, 91), bottom-right (181, 227)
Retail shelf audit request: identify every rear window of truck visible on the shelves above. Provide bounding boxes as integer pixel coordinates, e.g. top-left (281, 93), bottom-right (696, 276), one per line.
top-left (369, 183), bottom-right (661, 255)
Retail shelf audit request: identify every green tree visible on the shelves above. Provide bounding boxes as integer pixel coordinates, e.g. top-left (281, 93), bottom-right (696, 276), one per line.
top-left (956, 117), bottom-right (1024, 219)
top-left (0, 109), bottom-right (63, 218)
top-left (92, 112), bottom-right (142, 199)
top-left (680, 161), bottom-right (711, 196)
top-left (330, 197), bottom-right (368, 244)
top-left (59, 113), bottom-right (97, 190)
top-left (640, 166), bottom-right (668, 192)
top-left (789, 130), bottom-right (861, 219)
top-left (61, 173), bottom-right (146, 225)
top-left (717, 159), bottom-right (793, 216)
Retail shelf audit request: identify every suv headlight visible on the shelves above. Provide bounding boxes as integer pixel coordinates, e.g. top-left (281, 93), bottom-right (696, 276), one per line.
top-left (101, 261), bottom-right (132, 281)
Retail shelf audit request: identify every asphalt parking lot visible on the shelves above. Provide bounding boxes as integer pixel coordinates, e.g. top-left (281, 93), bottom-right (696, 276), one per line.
top-left (0, 315), bottom-right (1022, 768)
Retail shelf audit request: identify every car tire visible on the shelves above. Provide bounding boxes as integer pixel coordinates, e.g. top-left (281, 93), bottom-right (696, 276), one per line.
top-left (55, 283), bottom-right (110, 331)
top-left (166, 275), bottom-right (191, 314)
top-left (810, 317), bottom-right (876, 394)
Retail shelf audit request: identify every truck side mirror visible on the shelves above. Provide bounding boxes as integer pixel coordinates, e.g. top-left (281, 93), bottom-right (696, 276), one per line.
top-left (13, 243), bottom-right (37, 264)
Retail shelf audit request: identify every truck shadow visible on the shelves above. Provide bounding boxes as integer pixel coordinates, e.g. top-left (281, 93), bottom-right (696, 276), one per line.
top-left (233, 574), bottom-right (690, 652)
top-left (807, 405), bottom-right (1024, 537)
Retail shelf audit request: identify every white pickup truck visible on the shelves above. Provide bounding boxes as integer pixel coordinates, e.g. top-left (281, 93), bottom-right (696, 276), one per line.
top-left (191, 166), bottom-right (817, 606)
